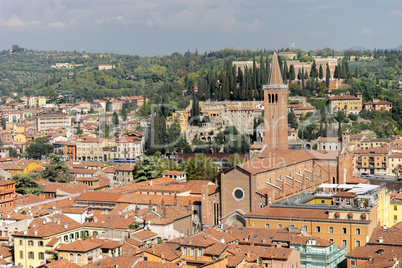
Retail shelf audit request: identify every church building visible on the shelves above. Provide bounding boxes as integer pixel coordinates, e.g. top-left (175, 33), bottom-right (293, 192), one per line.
top-left (220, 53), bottom-right (354, 226)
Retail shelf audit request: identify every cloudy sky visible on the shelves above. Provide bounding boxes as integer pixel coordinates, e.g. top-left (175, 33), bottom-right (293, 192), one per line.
top-left (0, 0), bottom-right (401, 56)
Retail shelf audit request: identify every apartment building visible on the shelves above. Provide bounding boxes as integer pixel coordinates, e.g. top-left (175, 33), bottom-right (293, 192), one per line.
top-left (354, 148), bottom-right (389, 175)
top-left (35, 114), bottom-right (71, 132)
top-left (13, 214), bottom-right (82, 268)
top-left (244, 183), bottom-right (389, 252)
top-left (328, 94), bottom-right (362, 115)
top-left (76, 137), bottom-right (108, 161)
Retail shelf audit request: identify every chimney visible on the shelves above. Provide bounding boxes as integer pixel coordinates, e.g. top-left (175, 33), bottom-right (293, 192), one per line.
top-left (34, 230), bottom-right (38, 235)
top-left (174, 193), bottom-right (178, 206)
top-left (379, 237), bottom-right (383, 243)
top-left (94, 217), bottom-right (98, 223)
top-left (148, 199), bottom-right (153, 212)
top-left (163, 206), bottom-right (167, 218)
top-left (64, 224), bottom-right (68, 228)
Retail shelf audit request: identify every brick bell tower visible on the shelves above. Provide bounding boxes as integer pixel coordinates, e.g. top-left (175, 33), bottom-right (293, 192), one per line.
top-left (263, 52), bottom-right (288, 150)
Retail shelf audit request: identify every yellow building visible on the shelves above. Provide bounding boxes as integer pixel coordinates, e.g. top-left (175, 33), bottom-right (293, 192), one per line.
top-left (0, 160), bottom-right (43, 176)
top-left (13, 214), bottom-right (83, 268)
top-left (172, 110), bottom-right (189, 132)
top-left (244, 184), bottom-right (389, 252)
top-left (37, 97), bottom-right (47, 107)
top-left (76, 137), bottom-right (108, 162)
top-left (57, 240), bottom-right (102, 266)
top-left (13, 133), bottom-right (27, 144)
top-left (328, 94), bottom-right (362, 115)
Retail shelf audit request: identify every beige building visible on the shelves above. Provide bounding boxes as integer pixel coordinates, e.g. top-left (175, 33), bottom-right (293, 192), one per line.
top-left (328, 94), bottom-right (363, 115)
top-left (57, 240), bottom-right (102, 266)
top-left (13, 214), bottom-right (82, 268)
top-left (354, 148), bottom-right (389, 175)
top-left (76, 137), bottom-right (108, 162)
top-left (35, 114), bottom-right (71, 132)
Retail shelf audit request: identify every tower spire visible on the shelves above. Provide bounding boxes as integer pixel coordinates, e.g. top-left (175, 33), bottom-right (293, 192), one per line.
top-left (268, 52), bottom-right (284, 86)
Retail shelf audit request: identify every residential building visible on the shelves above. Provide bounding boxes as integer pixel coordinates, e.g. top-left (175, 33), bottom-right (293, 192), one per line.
top-left (76, 137), bottom-right (108, 161)
top-left (57, 240), bottom-right (102, 266)
top-left (13, 214), bottom-right (82, 268)
top-left (328, 94), bottom-right (362, 114)
top-left (172, 110), bottom-right (189, 132)
top-left (364, 98), bottom-right (392, 112)
top-left (35, 114), bottom-right (71, 132)
top-left (354, 148), bottom-right (389, 175)
top-left (0, 181), bottom-right (15, 209)
top-left (278, 51), bottom-right (298, 59)
top-left (244, 183), bottom-right (388, 252)
top-left (114, 137), bottom-right (142, 162)
top-left (317, 137), bottom-right (342, 151)
top-left (346, 225), bottom-right (402, 268)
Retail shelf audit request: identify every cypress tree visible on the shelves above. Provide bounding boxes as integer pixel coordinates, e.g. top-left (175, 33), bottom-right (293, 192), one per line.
top-left (298, 68), bottom-right (302, 80)
top-left (252, 56), bottom-right (257, 93)
top-left (239, 68), bottom-right (245, 100)
top-left (310, 61), bottom-right (318, 78)
top-left (301, 66), bottom-right (305, 88)
top-left (334, 66), bottom-right (339, 79)
top-left (283, 59), bottom-right (289, 82)
top-left (226, 63), bottom-right (234, 100)
top-left (326, 64), bottom-right (330, 88)
top-left (354, 66), bottom-right (358, 78)
top-left (265, 55), bottom-right (270, 82)
top-left (223, 72), bottom-right (230, 100)
top-left (289, 65), bottom-right (295, 81)
top-left (260, 54), bottom-right (265, 86)
top-left (319, 64), bottom-right (324, 79)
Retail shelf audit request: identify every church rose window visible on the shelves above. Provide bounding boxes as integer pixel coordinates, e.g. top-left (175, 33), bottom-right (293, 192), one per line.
top-left (233, 188), bottom-right (244, 200)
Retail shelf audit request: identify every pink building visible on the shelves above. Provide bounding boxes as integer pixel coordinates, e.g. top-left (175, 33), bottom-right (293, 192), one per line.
top-left (363, 98), bottom-right (392, 112)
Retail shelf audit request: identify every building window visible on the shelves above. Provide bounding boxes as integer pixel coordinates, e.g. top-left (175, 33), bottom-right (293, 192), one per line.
top-left (69, 253), bottom-right (74, 262)
top-left (342, 240), bottom-right (347, 246)
top-left (64, 235), bottom-right (68, 241)
top-left (265, 224), bottom-right (270, 229)
top-left (342, 228), bottom-right (347, 234)
top-left (356, 228), bottom-right (361, 235)
top-left (316, 226), bottom-right (321, 233)
top-left (329, 227), bottom-right (334, 233)
top-left (183, 247), bottom-right (187, 255)
top-left (28, 252), bottom-right (34, 259)
top-left (28, 240), bottom-right (33, 246)
top-left (190, 247), bottom-right (195, 256)
top-left (356, 240), bottom-right (361, 247)
top-left (278, 224), bottom-right (282, 229)
top-left (198, 248), bottom-right (203, 257)
top-left (38, 241), bottom-right (44, 247)
top-left (19, 240), bottom-right (22, 246)
top-left (38, 252), bottom-right (44, 260)
top-left (20, 251), bottom-right (23, 259)
top-left (395, 215), bottom-right (398, 221)
top-left (302, 225), bottom-right (308, 232)
top-left (351, 260), bottom-right (356, 266)
top-left (77, 254), bottom-right (82, 263)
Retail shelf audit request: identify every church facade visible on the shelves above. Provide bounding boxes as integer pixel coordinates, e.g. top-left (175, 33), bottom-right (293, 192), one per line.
top-left (219, 53), bottom-right (354, 226)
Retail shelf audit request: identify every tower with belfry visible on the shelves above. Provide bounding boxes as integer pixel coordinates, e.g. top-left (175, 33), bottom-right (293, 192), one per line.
top-left (263, 52), bottom-right (288, 150)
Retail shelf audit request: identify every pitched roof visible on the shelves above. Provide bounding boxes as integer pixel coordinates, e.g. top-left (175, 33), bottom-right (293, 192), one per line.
top-left (57, 240), bottom-right (101, 252)
top-left (38, 258), bottom-right (79, 268)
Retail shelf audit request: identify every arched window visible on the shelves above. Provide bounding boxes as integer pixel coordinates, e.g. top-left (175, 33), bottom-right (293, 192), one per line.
top-left (77, 254), bottom-right (82, 263)
top-left (69, 253), bottom-right (74, 262)
top-left (275, 94), bottom-right (278, 103)
top-left (268, 94), bottom-right (271, 103)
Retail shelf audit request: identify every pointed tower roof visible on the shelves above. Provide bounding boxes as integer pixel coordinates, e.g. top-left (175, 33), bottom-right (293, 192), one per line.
top-left (268, 52), bottom-right (284, 85)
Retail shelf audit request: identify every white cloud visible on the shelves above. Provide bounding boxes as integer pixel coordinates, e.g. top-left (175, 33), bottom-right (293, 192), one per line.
top-left (3, 15), bottom-right (25, 27)
top-left (360, 28), bottom-right (373, 35)
top-left (391, 9), bottom-right (402, 16)
top-left (48, 22), bottom-right (65, 27)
